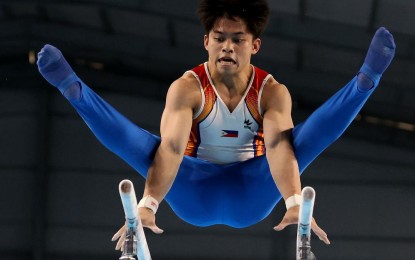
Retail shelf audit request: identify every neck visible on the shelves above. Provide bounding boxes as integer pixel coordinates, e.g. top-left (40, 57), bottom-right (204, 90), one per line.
top-left (207, 62), bottom-right (252, 95)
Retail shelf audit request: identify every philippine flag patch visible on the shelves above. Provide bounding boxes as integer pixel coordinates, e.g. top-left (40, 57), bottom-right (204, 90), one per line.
top-left (221, 130), bottom-right (238, 138)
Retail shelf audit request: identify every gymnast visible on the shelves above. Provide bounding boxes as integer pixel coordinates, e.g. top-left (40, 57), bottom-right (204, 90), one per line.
top-left (36, 0), bottom-right (395, 251)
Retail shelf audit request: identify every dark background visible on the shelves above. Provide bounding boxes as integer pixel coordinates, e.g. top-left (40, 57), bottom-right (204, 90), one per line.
top-left (0, 0), bottom-right (414, 259)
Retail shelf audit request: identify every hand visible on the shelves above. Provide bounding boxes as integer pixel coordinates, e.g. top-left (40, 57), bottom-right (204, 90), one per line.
top-left (111, 208), bottom-right (164, 251)
top-left (273, 206), bottom-right (330, 245)
top-left (139, 207), bottom-right (164, 234)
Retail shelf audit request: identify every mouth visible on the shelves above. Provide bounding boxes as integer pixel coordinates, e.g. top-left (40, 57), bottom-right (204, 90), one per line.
top-left (217, 57), bottom-right (236, 65)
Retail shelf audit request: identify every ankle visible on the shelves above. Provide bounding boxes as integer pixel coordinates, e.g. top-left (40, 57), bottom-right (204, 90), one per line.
top-left (63, 82), bottom-right (82, 101)
top-left (357, 73), bottom-right (374, 92)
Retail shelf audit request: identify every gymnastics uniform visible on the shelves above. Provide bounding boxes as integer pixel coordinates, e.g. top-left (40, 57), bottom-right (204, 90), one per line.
top-left (37, 32), bottom-right (394, 227)
top-left (49, 68), bottom-right (378, 228)
top-left (185, 63), bottom-right (270, 164)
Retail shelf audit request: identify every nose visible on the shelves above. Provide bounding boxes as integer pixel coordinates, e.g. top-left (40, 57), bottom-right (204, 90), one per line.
top-left (222, 39), bottom-right (234, 53)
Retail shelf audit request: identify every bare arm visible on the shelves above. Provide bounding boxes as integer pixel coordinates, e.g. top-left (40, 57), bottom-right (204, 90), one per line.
top-left (113, 75), bottom-right (199, 249)
top-left (261, 79), bottom-right (300, 201)
top-left (143, 75), bottom-right (199, 202)
top-left (261, 79), bottom-right (330, 244)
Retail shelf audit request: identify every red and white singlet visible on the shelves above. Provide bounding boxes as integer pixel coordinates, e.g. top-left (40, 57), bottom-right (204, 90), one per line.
top-left (184, 62), bottom-right (272, 164)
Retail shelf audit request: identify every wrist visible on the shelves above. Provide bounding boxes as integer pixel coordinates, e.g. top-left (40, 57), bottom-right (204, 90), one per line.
top-left (138, 195), bottom-right (159, 214)
top-left (285, 194), bottom-right (301, 210)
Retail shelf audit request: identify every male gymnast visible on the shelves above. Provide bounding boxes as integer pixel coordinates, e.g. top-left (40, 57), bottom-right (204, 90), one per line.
top-left (37, 0), bottom-right (395, 251)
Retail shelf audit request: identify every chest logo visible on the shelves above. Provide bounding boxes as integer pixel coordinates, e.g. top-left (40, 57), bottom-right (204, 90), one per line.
top-left (244, 119), bottom-right (253, 131)
top-left (221, 130), bottom-right (238, 138)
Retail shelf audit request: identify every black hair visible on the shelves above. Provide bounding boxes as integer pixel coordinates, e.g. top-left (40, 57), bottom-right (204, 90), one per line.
top-left (197, 0), bottom-right (270, 39)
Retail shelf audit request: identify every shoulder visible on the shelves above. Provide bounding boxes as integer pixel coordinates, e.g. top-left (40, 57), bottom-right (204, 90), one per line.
top-left (262, 76), bottom-right (290, 96)
top-left (261, 76), bottom-right (292, 113)
top-left (165, 71), bottom-right (202, 111)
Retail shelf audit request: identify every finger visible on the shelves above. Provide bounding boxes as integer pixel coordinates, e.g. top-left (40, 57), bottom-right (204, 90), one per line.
top-left (273, 213), bottom-right (298, 231)
top-left (273, 218), bottom-right (290, 231)
top-left (115, 234), bottom-right (126, 251)
top-left (142, 219), bottom-right (164, 234)
top-left (111, 226), bottom-right (126, 241)
top-left (315, 229), bottom-right (330, 245)
top-left (312, 220), bottom-right (330, 245)
top-left (111, 233), bottom-right (120, 242)
top-left (115, 237), bottom-right (125, 251)
top-left (147, 224), bottom-right (164, 234)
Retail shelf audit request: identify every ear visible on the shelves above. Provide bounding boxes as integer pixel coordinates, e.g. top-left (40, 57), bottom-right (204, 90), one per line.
top-left (251, 38), bottom-right (261, 55)
top-left (204, 34), bottom-right (209, 51)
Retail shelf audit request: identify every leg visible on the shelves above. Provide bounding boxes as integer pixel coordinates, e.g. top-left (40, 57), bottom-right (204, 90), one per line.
top-left (293, 27), bottom-right (395, 172)
top-left (36, 45), bottom-right (278, 228)
top-left (37, 44), bottom-right (160, 177)
top-left (166, 27), bottom-right (396, 228)
top-left (292, 75), bottom-right (372, 172)
top-left (70, 82), bottom-right (160, 176)
top-left (37, 26), bottom-right (396, 229)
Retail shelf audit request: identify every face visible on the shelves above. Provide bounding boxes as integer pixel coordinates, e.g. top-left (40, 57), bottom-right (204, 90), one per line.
top-left (204, 17), bottom-right (261, 76)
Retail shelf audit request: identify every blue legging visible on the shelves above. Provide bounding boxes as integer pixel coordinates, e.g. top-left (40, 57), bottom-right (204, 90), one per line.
top-left (66, 73), bottom-right (377, 228)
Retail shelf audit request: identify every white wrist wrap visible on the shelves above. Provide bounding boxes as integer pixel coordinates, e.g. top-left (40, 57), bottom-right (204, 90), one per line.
top-left (138, 195), bottom-right (159, 214)
top-left (285, 194), bottom-right (301, 210)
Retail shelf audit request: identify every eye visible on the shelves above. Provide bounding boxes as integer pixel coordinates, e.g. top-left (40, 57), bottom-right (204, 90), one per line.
top-left (214, 37), bottom-right (225, 42)
top-left (233, 38), bottom-right (245, 44)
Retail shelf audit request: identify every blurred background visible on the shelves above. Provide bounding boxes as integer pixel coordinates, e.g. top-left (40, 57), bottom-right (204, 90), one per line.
top-left (0, 0), bottom-right (414, 259)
